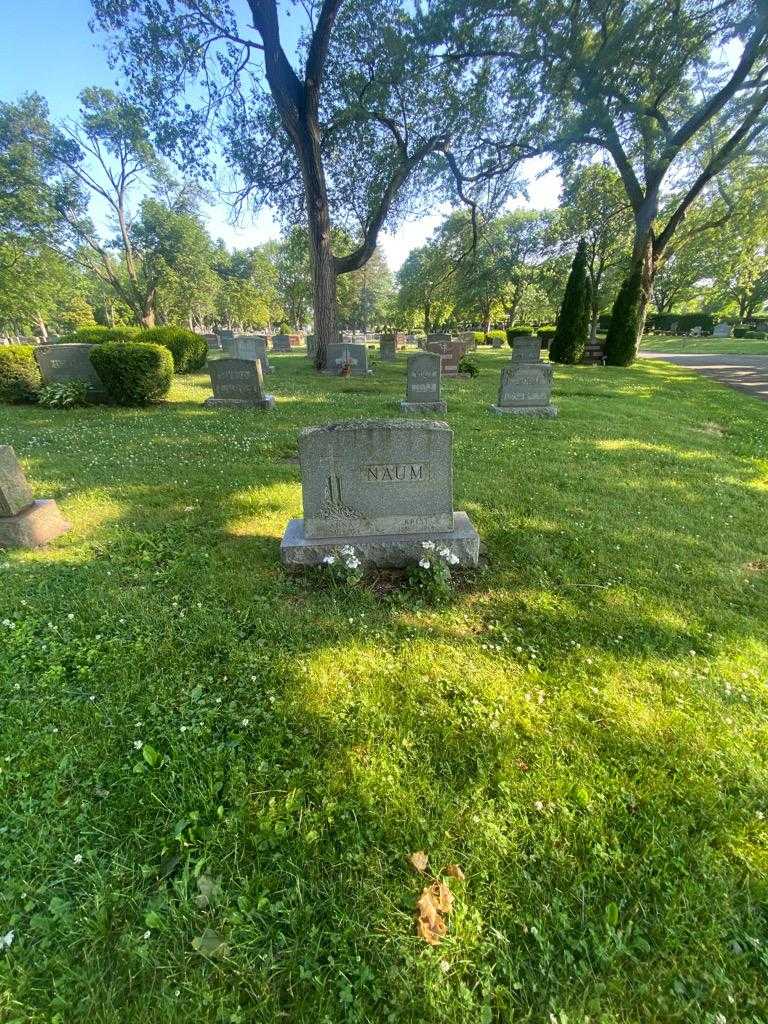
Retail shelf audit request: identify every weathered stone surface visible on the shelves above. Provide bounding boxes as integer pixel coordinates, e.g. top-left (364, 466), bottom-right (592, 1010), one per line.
top-left (510, 336), bottom-right (542, 364)
top-left (580, 339), bottom-right (606, 365)
top-left (35, 343), bottom-right (106, 396)
top-left (379, 336), bottom-right (397, 362)
top-left (281, 511), bottom-right (479, 567)
top-left (0, 499), bottom-right (70, 548)
top-left (203, 333), bottom-right (221, 351)
top-left (306, 334), bottom-right (317, 358)
top-left (322, 342), bottom-right (371, 375)
top-left (204, 357), bottom-right (275, 409)
top-left (426, 333), bottom-right (452, 344)
top-left (218, 329), bottom-right (236, 342)
top-left (491, 362), bottom-right (557, 416)
top-left (0, 446), bottom-right (34, 517)
top-left (713, 323), bottom-right (733, 337)
top-left (281, 419), bottom-right (479, 567)
top-left (272, 333), bottom-right (301, 352)
top-left (424, 339), bottom-right (468, 376)
top-left (222, 335), bottom-right (271, 374)
top-left (401, 351), bottom-right (446, 413)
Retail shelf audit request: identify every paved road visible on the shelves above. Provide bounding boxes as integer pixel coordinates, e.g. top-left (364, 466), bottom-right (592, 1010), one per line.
top-left (640, 352), bottom-right (768, 403)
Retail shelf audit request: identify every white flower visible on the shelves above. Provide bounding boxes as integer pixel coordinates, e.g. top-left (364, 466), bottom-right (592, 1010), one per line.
top-left (73, 854), bottom-right (83, 865)
top-left (241, 718), bottom-right (249, 727)
top-left (0, 930), bottom-right (14, 950)
top-left (340, 545), bottom-right (355, 556)
top-left (448, 553), bottom-right (460, 566)
top-left (438, 547), bottom-right (450, 558)
top-left (322, 555), bottom-right (336, 565)
top-left (421, 541), bottom-right (436, 551)
top-left (133, 740), bottom-right (143, 750)
top-left (67, 613), bottom-right (75, 621)
top-left (143, 930), bottom-right (151, 940)
top-left (534, 800), bottom-right (545, 812)
top-left (345, 557), bottom-right (361, 570)
top-left (419, 558), bottom-right (431, 569)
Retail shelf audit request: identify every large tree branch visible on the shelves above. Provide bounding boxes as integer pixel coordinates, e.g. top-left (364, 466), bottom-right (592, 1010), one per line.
top-left (306, 0), bottom-right (344, 89)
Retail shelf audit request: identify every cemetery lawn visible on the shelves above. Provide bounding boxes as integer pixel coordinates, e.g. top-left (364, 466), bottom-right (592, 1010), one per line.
top-left (2, 348), bottom-right (768, 1024)
top-left (640, 334), bottom-right (768, 355)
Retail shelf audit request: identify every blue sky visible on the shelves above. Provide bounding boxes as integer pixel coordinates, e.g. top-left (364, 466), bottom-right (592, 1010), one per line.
top-left (0, 0), bottom-right (562, 269)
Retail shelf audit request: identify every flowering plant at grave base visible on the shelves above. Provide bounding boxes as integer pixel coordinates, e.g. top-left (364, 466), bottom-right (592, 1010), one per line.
top-left (339, 360), bottom-right (352, 377)
top-left (320, 545), bottom-right (364, 585)
top-left (406, 540), bottom-right (460, 602)
top-left (37, 379), bottom-right (92, 409)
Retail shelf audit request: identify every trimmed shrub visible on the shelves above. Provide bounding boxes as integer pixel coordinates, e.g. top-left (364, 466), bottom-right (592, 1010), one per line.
top-left (645, 313), bottom-right (716, 335)
top-left (537, 327), bottom-right (556, 349)
top-left (458, 354), bottom-right (479, 377)
top-left (506, 325), bottom-right (535, 346)
top-left (0, 345), bottom-right (42, 403)
top-left (550, 239), bottom-right (591, 364)
top-left (143, 327), bottom-right (207, 373)
top-left (61, 325), bottom-right (142, 345)
top-left (90, 343), bottom-right (173, 405)
top-left (472, 331), bottom-right (485, 346)
top-left (605, 266), bottom-right (643, 366)
top-left (734, 327), bottom-right (767, 339)
top-left (485, 330), bottom-right (507, 345)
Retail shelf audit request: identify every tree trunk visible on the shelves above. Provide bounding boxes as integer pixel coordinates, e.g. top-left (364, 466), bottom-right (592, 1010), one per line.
top-left (424, 303), bottom-right (431, 334)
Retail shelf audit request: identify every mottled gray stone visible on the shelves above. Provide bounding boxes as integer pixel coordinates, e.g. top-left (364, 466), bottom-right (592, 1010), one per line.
top-left (204, 358), bottom-right (275, 410)
top-left (218, 329), bottom-right (236, 342)
top-left (0, 446), bottom-right (34, 516)
top-left (0, 499), bottom-right (70, 548)
top-left (510, 336), bottom-right (542, 364)
top-left (204, 333), bottom-right (221, 351)
top-left (713, 323), bottom-right (733, 337)
top-left (424, 339), bottom-right (468, 376)
top-left (281, 511), bottom-right (479, 568)
top-left (401, 351), bottom-right (446, 413)
top-left (426, 333), bottom-right (452, 344)
top-left (491, 362), bottom-right (557, 416)
top-left (306, 334), bottom-right (317, 358)
top-left (35, 343), bottom-right (106, 396)
top-left (322, 342), bottom-right (371, 375)
top-left (222, 335), bottom-right (271, 374)
top-left (272, 333), bottom-right (301, 352)
top-left (379, 336), bottom-right (397, 362)
top-left (280, 419), bottom-right (479, 567)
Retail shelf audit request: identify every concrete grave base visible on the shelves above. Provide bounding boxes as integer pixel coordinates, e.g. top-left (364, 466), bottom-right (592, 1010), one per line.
top-left (321, 369), bottom-right (373, 376)
top-left (204, 395), bottom-right (275, 410)
top-left (280, 511), bottom-right (480, 568)
top-left (0, 500), bottom-right (70, 548)
top-left (490, 403), bottom-right (558, 417)
top-left (400, 400), bottom-right (447, 414)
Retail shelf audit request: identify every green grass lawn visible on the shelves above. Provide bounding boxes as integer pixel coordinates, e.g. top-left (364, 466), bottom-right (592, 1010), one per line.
top-left (1, 348), bottom-right (768, 1023)
top-left (640, 334), bottom-right (768, 355)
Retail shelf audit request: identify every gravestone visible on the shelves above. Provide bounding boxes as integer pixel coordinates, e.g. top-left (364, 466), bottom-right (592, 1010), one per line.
top-left (491, 337), bottom-right (503, 349)
top-left (491, 362), bottom-right (557, 417)
top-left (273, 333), bottom-right (301, 352)
top-left (280, 420), bottom-right (480, 567)
top-left (204, 357), bottom-right (275, 410)
top-left (35, 344), bottom-right (107, 398)
top-left (713, 323), bottom-right (733, 337)
top-left (323, 342), bottom-right (371, 376)
top-left (223, 335), bottom-right (271, 374)
top-left (425, 338), bottom-right (468, 377)
top-left (380, 335), bottom-right (398, 362)
top-left (203, 332), bottom-right (221, 351)
top-left (0, 446), bottom-right (70, 548)
top-left (581, 337), bottom-right (606, 365)
top-left (510, 336), bottom-right (542, 364)
top-left (401, 352), bottom-right (446, 413)
top-left (218, 329), bottom-right (236, 343)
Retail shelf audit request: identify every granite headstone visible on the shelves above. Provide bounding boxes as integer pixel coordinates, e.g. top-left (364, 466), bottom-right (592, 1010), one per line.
top-left (425, 338), bottom-right (467, 376)
top-left (35, 344), bottom-right (107, 398)
top-left (323, 342), bottom-right (371, 376)
top-left (491, 362), bottom-right (557, 417)
top-left (713, 323), bottom-right (733, 337)
top-left (223, 335), bottom-right (271, 374)
top-left (400, 352), bottom-right (446, 413)
top-left (204, 357), bottom-right (275, 410)
top-left (280, 420), bottom-right (480, 567)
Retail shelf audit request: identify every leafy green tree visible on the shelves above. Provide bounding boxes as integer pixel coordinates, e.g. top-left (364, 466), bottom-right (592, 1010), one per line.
top-left (550, 238), bottom-right (590, 363)
top-left (91, 0), bottom-right (528, 367)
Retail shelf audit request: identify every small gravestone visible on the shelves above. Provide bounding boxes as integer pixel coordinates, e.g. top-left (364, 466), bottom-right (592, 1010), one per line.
top-left (491, 361), bottom-right (557, 417)
top-left (204, 358), bottom-right (275, 410)
top-left (425, 338), bottom-right (467, 377)
top-left (223, 335), bottom-right (271, 375)
top-left (581, 337), bottom-right (606, 365)
top-left (510, 336), bottom-right (542, 364)
top-left (218, 329), bottom-right (236, 343)
top-left (280, 420), bottom-right (480, 567)
top-left (713, 323), bottom-right (732, 337)
top-left (401, 352), bottom-right (446, 413)
top-left (0, 446), bottom-right (70, 548)
top-left (204, 333), bottom-right (221, 351)
top-left (380, 336), bottom-right (397, 362)
top-left (35, 344), bottom-right (107, 398)
top-left (323, 342), bottom-right (371, 376)
top-left (273, 333), bottom-right (301, 352)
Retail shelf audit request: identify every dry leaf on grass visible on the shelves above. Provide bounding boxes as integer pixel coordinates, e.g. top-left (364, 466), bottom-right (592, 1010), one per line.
top-left (408, 850), bottom-right (429, 873)
top-left (415, 882), bottom-right (454, 945)
top-left (444, 863), bottom-right (465, 881)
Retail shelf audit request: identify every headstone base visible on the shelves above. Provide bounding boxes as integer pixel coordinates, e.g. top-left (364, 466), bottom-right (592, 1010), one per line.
top-left (321, 369), bottom-right (373, 376)
top-left (0, 499), bottom-right (70, 548)
top-left (280, 511), bottom-right (480, 568)
top-left (204, 395), bottom-right (276, 410)
top-left (400, 400), bottom-right (447, 413)
top-left (490, 404), bottom-right (558, 417)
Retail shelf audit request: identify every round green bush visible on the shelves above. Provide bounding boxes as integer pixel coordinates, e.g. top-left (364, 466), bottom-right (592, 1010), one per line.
top-left (61, 325), bottom-right (142, 345)
top-left (90, 343), bottom-right (173, 405)
top-left (485, 330), bottom-right (507, 345)
top-left (458, 354), bottom-right (479, 377)
top-left (0, 345), bottom-right (42, 403)
top-left (472, 331), bottom-right (485, 345)
top-left (506, 325), bottom-right (535, 346)
top-left (143, 327), bottom-right (208, 373)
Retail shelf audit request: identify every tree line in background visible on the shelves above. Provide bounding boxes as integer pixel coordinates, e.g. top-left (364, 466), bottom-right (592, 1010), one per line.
top-left (2, 0), bottom-right (768, 362)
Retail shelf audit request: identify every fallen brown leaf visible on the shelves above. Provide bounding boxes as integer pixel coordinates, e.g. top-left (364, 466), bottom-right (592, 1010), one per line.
top-left (415, 882), bottom-right (454, 945)
top-left (408, 850), bottom-right (429, 873)
top-left (444, 864), bottom-right (465, 881)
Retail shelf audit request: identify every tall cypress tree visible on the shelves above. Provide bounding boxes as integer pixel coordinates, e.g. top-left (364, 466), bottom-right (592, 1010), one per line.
top-left (605, 265), bottom-right (643, 366)
top-left (550, 239), bottom-right (590, 364)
